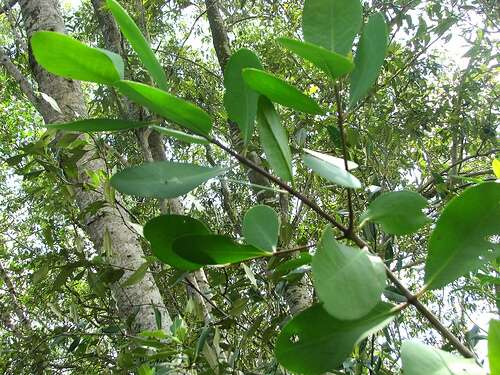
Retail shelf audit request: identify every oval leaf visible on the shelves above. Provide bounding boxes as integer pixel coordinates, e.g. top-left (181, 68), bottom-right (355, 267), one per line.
top-left (144, 215), bottom-right (209, 271)
top-left (425, 182), bottom-right (500, 290)
top-left (45, 118), bottom-right (147, 132)
top-left (151, 125), bottom-right (209, 144)
top-left (114, 80), bottom-right (212, 135)
top-left (349, 13), bottom-right (388, 107)
top-left (242, 68), bottom-right (323, 114)
top-left (303, 153), bottom-right (361, 189)
top-left (304, 148), bottom-right (358, 170)
top-left (302, 0), bottom-right (362, 56)
top-left (31, 31), bottom-right (123, 84)
top-left (277, 37), bottom-right (354, 80)
top-left (110, 161), bottom-right (226, 198)
top-left (243, 205), bottom-right (280, 252)
top-left (275, 302), bottom-right (396, 375)
top-left (172, 235), bottom-right (271, 265)
top-left (360, 191), bottom-right (429, 235)
top-left (223, 49), bottom-right (263, 146)
top-left (312, 227), bottom-right (386, 320)
top-left (256, 96), bottom-right (293, 182)
top-left (121, 262), bottom-right (149, 287)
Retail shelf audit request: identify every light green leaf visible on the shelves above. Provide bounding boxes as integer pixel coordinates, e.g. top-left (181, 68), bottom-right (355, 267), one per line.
top-left (121, 262), bottom-right (149, 287)
top-left (106, 0), bottom-right (168, 91)
top-left (114, 80), bottom-right (212, 135)
top-left (31, 31), bottom-right (123, 84)
top-left (302, 0), bottom-right (362, 56)
top-left (172, 235), bottom-right (271, 265)
top-left (425, 182), bottom-right (500, 290)
top-left (401, 341), bottom-right (486, 375)
top-left (277, 38), bottom-right (354, 81)
top-left (110, 161), bottom-right (226, 198)
top-left (489, 320), bottom-right (500, 374)
top-left (304, 148), bottom-right (358, 170)
top-left (242, 68), bottom-right (323, 114)
top-left (144, 215), bottom-right (209, 271)
top-left (223, 48), bottom-right (262, 146)
top-left (302, 153), bottom-right (361, 189)
top-left (360, 191), bottom-right (429, 235)
top-left (243, 205), bottom-right (280, 252)
top-left (275, 302), bottom-right (396, 375)
top-left (150, 125), bottom-right (209, 144)
top-left (349, 13), bottom-right (388, 107)
top-left (312, 227), bottom-right (386, 320)
top-left (45, 118), bottom-right (147, 132)
top-left (256, 97), bottom-right (293, 182)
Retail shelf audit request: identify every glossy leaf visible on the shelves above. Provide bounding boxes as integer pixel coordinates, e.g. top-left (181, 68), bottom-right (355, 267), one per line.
top-left (45, 118), bottom-right (147, 132)
top-left (275, 302), bottom-right (396, 374)
top-left (304, 148), bottom-right (358, 170)
top-left (144, 215), bottom-right (209, 271)
top-left (242, 68), bottom-right (323, 114)
top-left (489, 320), bottom-right (500, 374)
top-left (172, 235), bottom-right (271, 265)
top-left (150, 125), bottom-right (209, 144)
top-left (360, 191), bottom-right (430, 235)
top-left (303, 153), bottom-right (361, 189)
top-left (31, 31), bottom-right (123, 84)
top-left (312, 227), bottom-right (386, 320)
top-left (302, 0), bottom-right (362, 56)
top-left (223, 49), bottom-right (262, 145)
top-left (106, 0), bottom-right (169, 91)
top-left (349, 13), bottom-right (388, 107)
top-left (425, 182), bottom-right (500, 289)
top-left (114, 80), bottom-right (212, 135)
top-left (273, 253), bottom-right (312, 279)
top-left (242, 205), bottom-right (280, 252)
top-left (110, 161), bottom-right (226, 198)
top-left (401, 341), bottom-right (486, 375)
top-left (256, 97), bottom-right (293, 181)
top-left (277, 38), bottom-right (354, 80)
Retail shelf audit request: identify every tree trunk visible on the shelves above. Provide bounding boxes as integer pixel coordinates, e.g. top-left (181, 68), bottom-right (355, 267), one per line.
top-left (18, 0), bottom-right (171, 333)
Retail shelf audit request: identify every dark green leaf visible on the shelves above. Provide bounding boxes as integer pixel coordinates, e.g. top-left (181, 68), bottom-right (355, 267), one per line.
top-left (114, 80), bottom-right (212, 135)
top-left (223, 48), bottom-right (262, 145)
top-left (489, 320), bottom-right (500, 374)
top-left (242, 68), bottom-right (323, 114)
top-left (360, 191), bottom-right (429, 235)
top-left (302, 150), bottom-right (361, 189)
top-left (313, 227), bottom-right (386, 320)
top-left (302, 0), bottom-right (362, 56)
top-left (425, 182), bottom-right (500, 289)
top-left (275, 302), bottom-right (396, 374)
top-left (243, 205), bottom-right (280, 252)
top-left (150, 125), bottom-right (209, 144)
top-left (278, 38), bottom-right (354, 81)
top-left (106, 0), bottom-right (169, 90)
top-left (273, 253), bottom-right (312, 280)
top-left (45, 118), bottom-right (148, 132)
top-left (121, 262), bottom-right (149, 287)
top-left (256, 97), bottom-right (293, 181)
top-left (110, 161), bottom-right (226, 199)
top-left (31, 31), bottom-right (123, 84)
top-left (349, 13), bottom-right (388, 107)
top-left (144, 215), bottom-right (209, 271)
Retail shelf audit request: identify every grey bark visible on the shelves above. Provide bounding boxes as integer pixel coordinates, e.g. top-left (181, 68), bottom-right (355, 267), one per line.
top-left (17, 0), bottom-right (171, 333)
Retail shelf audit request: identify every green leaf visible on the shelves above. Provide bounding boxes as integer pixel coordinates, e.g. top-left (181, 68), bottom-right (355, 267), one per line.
top-left (114, 80), bottom-right (212, 135)
top-left (302, 0), bottom-right (362, 56)
top-left (302, 152), bottom-right (361, 189)
top-left (360, 191), bottom-right (430, 235)
top-left (223, 49), bottom-right (262, 146)
top-left (401, 341), bottom-right (486, 375)
top-left (273, 253), bottom-right (312, 279)
top-left (31, 31), bottom-right (123, 84)
top-left (425, 182), bottom-right (500, 289)
top-left (110, 161), bottom-right (226, 199)
top-left (256, 97), bottom-right (293, 181)
top-left (144, 215), bottom-right (209, 271)
top-left (121, 262), bottom-right (149, 287)
top-left (349, 13), bottom-right (388, 107)
top-left (243, 205), bottom-right (280, 252)
top-left (489, 320), bottom-right (500, 374)
top-left (150, 125), bottom-right (209, 145)
top-left (277, 38), bottom-right (354, 81)
top-left (275, 302), bottom-right (396, 375)
top-left (242, 68), bottom-right (323, 114)
top-left (106, 0), bottom-right (169, 91)
top-left (172, 235), bottom-right (271, 265)
top-left (312, 227), bottom-right (386, 320)
top-left (45, 118), bottom-right (148, 132)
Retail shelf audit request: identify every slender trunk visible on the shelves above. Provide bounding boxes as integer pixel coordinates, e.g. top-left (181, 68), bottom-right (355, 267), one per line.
top-left (18, 0), bottom-right (171, 333)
